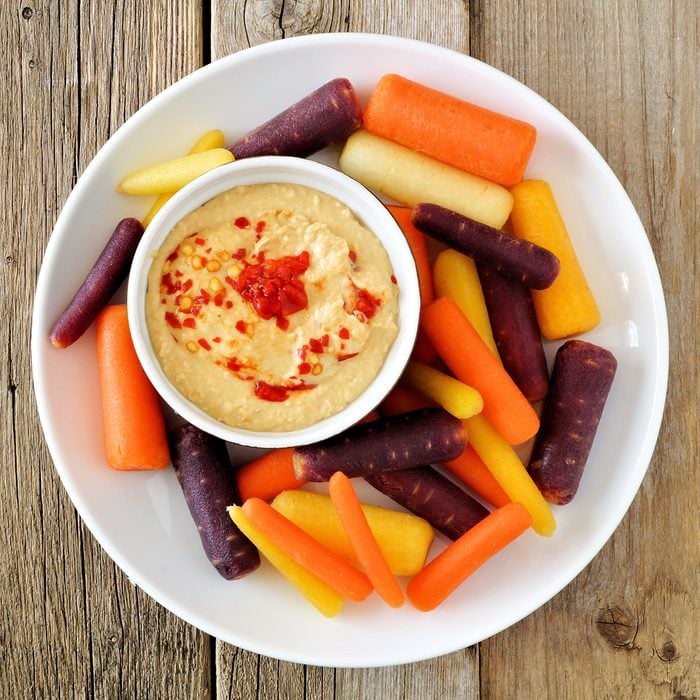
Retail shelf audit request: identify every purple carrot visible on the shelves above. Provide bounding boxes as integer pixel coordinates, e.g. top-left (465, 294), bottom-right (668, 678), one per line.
top-left (528, 340), bottom-right (617, 505)
top-left (478, 264), bottom-right (549, 401)
top-left (412, 202), bottom-right (560, 289)
top-left (229, 78), bottom-right (362, 159)
top-left (365, 466), bottom-right (489, 540)
top-left (169, 423), bottom-right (260, 580)
top-left (50, 217), bottom-right (144, 348)
top-left (293, 408), bottom-right (466, 482)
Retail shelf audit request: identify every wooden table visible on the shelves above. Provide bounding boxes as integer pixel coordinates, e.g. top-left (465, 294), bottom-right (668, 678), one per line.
top-left (3, 2), bottom-right (697, 697)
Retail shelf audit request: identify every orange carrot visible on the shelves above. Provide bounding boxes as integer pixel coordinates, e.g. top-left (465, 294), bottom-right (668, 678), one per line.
top-left (358, 409), bottom-right (381, 424)
top-left (442, 446), bottom-right (511, 508)
top-left (421, 297), bottom-right (539, 444)
top-left (364, 74), bottom-right (537, 187)
top-left (242, 498), bottom-right (373, 602)
top-left (379, 383), bottom-right (435, 417)
top-left (236, 448), bottom-right (305, 503)
top-left (407, 502), bottom-right (531, 611)
top-left (95, 305), bottom-right (169, 470)
top-left (411, 325), bottom-right (439, 365)
top-left (329, 472), bottom-right (405, 608)
top-left (387, 205), bottom-right (434, 305)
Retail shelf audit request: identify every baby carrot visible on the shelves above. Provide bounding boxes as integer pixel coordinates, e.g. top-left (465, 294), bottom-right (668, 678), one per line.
top-left (241, 498), bottom-right (373, 602)
top-left (387, 205), bottom-right (434, 305)
top-left (95, 305), bottom-right (169, 470)
top-left (403, 361), bottom-right (483, 419)
top-left (465, 414), bottom-right (555, 537)
top-left (329, 472), bottom-right (405, 608)
top-left (379, 383), bottom-right (435, 416)
top-left (421, 297), bottom-right (539, 444)
top-left (509, 180), bottom-right (600, 339)
top-left (442, 446), bottom-right (511, 509)
top-left (143, 128), bottom-right (225, 226)
top-left (407, 502), bottom-right (532, 612)
top-left (364, 74), bottom-right (537, 187)
top-left (236, 448), bottom-right (306, 503)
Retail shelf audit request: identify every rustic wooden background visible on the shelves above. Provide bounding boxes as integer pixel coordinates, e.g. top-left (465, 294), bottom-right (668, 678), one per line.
top-left (2, 1), bottom-right (698, 698)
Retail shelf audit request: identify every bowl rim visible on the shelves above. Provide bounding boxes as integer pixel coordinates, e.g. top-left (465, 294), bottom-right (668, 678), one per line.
top-left (127, 155), bottom-right (421, 448)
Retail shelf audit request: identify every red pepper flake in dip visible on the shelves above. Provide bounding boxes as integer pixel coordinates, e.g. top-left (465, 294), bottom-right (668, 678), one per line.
top-left (145, 182), bottom-right (399, 432)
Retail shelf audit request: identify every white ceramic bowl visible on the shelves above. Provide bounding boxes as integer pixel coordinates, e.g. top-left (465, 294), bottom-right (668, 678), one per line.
top-left (127, 157), bottom-right (420, 448)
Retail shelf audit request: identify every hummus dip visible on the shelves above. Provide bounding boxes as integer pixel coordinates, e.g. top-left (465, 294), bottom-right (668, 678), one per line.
top-left (146, 182), bottom-right (399, 432)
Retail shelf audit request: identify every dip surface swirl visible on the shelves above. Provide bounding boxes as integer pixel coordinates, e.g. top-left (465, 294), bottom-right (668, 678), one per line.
top-left (146, 182), bottom-right (399, 432)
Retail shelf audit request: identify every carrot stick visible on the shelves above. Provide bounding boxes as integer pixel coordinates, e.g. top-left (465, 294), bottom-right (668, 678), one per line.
top-left (329, 472), bottom-right (405, 608)
top-left (442, 446), bottom-right (511, 508)
top-left (407, 502), bottom-right (532, 611)
top-left (242, 498), bottom-right (373, 602)
top-left (364, 74), bottom-right (537, 187)
top-left (236, 448), bottom-right (305, 503)
top-left (95, 305), bottom-right (169, 470)
top-left (421, 297), bottom-right (539, 444)
top-left (387, 205), bottom-right (434, 305)
top-left (379, 384), bottom-right (435, 416)
top-left (411, 325), bottom-right (439, 365)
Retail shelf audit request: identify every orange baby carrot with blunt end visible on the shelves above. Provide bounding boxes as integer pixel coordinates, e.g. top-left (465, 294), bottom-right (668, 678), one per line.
top-left (95, 305), bottom-right (169, 470)
top-left (407, 502), bottom-right (532, 612)
top-left (442, 446), bottom-right (511, 509)
top-left (236, 448), bottom-right (304, 503)
top-left (364, 74), bottom-right (536, 187)
top-left (329, 472), bottom-right (405, 608)
top-left (387, 205), bottom-right (434, 305)
top-left (510, 180), bottom-right (600, 339)
top-left (379, 384), bottom-right (435, 417)
top-left (242, 498), bottom-right (373, 602)
top-left (421, 297), bottom-right (539, 444)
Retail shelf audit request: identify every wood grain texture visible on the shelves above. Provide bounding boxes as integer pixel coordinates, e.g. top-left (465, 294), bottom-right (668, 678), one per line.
top-left (3, 0), bottom-right (697, 698)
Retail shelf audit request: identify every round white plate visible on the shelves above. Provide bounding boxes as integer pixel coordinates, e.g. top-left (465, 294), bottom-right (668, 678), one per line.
top-left (32, 33), bottom-right (668, 668)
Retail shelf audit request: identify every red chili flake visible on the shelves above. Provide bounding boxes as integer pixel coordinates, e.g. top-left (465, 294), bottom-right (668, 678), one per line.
top-left (226, 300), bottom-right (233, 309)
top-left (174, 294), bottom-right (181, 306)
top-left (161, 272), bottom-right (176, 294)
top-left (164, 312), bottom-right (181, 329)
top-left (320, 334), bottom-right (330, 347)
top-left (234, 217), bottom-right (250, 229)
top-left (174, 270), bottom-right (183, 278)
top-left (166, 250), bottom-right (179, 262)
top-left (214, 294), bottom-right (224, 307)
top-left (205, 247), bottom-right (212, 254)
top-left (233, 250), bottom-right (310, 330)
top-left (298, 362), bottom-right (312, 375)
top-left (183, 279), bottom-right (193, 292)
top-left (253, 380), bottom-right (316, 403)
top-left (192, 306), bottom-right (201, 317)
top-left (337, 352), bottom-right (359, 362)
top-left (160, 299), bottom-right (166, 305)
top-left (212, 336), bottom-right (221, 343)
top-left (198, 338), bottom-right (211, 351)
top-left (298, 344), bottom-right (309, 360)
top-left (256, 251), bottom-right (265, 263)
top-left (255, 220), bottom-right (266, 234)
top-left (235, 320), bottom-right (247, 333)
top-left (171, 334), bottom-right (179, 344)
top-left (224, 275), bottom-right (235, 287)
top-left (194, 289), bottom-right (211, 305)
top-left (391, 274), bottom-right (397, 284)
top-left (200, 257), bottom-right (208, 267)
top-left (183, 318), bottom-right (196, 329)
top-left (354, 287), bottom-right (381, 321)
top-left (232, 248), bottom-right (247, 260)
top-left (309, 338), bottom-right (324, 354)
top-left (349, 250), bottom-right (357, 263)
top-left (195, 237), bottom-right (205, 246)
top-left (226, 357), bottom-right (244, 372)
top-left (338, 326), bottom-right (350, 340)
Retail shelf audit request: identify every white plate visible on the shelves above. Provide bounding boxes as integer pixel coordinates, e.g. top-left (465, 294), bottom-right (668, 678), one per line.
top-left (31, 34), bottom-right (668, 668)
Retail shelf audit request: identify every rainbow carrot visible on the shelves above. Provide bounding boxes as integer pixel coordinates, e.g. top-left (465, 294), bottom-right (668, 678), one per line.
top-left (329, 472), bottom-right (405, 608)
top-left (236, 448), bottom-right (305, 503)
top-left (407, 502), bottom-right (532, 611)
top-left (465, 414), bottom-right (555, 537)
top-left (228, 506), bottom-right (344, 617)
top-left (421, 297), bottom-right (539, 444)
top-left (95, 305), bottom-right (169, 470)
top-left (363, 74), bottom-right (536, 187)
top-left (143, 128), bottom-right (225, 226)
top-left (442, 446), bottom-right (511, 509)
top-left (379, 384), bottom-right (435, 416)
top-left (241, 498), bottom-right (373, 602)
top-left (387, 205), bottom-right (434, 305)
top-left (509, 180), bottom-right (600, 339)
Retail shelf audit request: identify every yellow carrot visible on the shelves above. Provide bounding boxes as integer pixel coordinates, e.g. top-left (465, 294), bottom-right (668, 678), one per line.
top-left (433, 249), bottom-right (500, 359)
top-left (117, 148), bottom-right (234, 195)
top-left (509, 180), bottom-right (600, 339)
top-left (465, 414), bottom-right (555, 537)
top-left (403, 361), bottom-right (483, 419)
top-left (228, 506), bottom-right (344, 618)
top-left (143, 129), bottom-right (226, 226)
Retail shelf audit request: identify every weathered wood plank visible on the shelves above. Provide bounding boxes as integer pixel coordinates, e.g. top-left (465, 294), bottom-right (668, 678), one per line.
top-left (1, 2), bottom-right (212, 698)
top-left (473, 1), bottom-right (699, 698)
